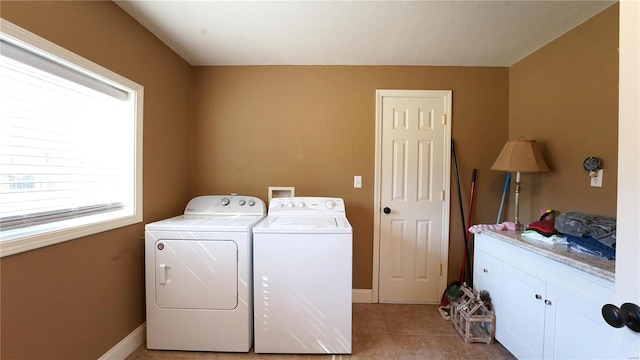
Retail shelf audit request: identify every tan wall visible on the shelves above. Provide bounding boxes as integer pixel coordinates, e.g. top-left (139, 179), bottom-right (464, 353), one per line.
top-left (0, 1), bottom-right (192, 359)
top-left (192, 3), bottom-right (619, 292)
top-left (192, 66), bottom-right (510, 289)
top-left (509, 4), bottom-right (619, 221)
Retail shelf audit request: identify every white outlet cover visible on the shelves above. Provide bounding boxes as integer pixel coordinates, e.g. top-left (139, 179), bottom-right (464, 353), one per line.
top-left (354, 176), bottom-right (362, 188)
top-left (590, 169), bottom-right (603, 187)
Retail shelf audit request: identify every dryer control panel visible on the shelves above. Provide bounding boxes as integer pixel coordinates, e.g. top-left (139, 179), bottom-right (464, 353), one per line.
top-left (184, 195), bottom-right (266, 216)
top-left (268, 197), bottom-right (346, 214)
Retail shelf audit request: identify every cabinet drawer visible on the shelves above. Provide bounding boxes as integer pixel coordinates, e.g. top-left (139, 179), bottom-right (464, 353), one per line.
top-left (474, 249), bottom-right (502, 286)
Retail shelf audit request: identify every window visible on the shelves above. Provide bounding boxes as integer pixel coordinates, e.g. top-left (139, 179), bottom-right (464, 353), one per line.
top-left (0, 20), bottom-right (143, 257)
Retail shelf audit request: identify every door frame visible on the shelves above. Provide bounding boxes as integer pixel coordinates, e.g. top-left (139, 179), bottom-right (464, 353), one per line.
top-left (372, 89), bottom-right (452, 303)
top-left (615, 2), bottom-right (640, 355)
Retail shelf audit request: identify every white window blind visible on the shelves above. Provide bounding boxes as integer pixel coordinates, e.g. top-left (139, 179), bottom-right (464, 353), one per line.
top-left (0, 20), bottom-right (143, 255)
top-left (1, 39), bottom-right (129, 101)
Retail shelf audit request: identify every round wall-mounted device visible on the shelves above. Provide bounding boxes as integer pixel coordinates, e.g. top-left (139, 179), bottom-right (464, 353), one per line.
top-left (583, 156), bottom-right (601, 177)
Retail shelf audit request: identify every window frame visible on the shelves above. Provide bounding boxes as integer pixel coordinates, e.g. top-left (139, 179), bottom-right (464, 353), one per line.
top-left (0, 19), bottom-right (143, 257)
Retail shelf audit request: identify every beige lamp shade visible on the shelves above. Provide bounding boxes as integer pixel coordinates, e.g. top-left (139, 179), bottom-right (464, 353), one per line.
top-left (491, 139), bottom-right (549, 173)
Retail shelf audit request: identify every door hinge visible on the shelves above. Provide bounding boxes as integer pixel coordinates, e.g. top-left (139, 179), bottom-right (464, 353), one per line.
top-left (439, 264), bottom-right (443, 276)
top-left (442, 114), bottom-right (447, 125)
top-left (441, 190), bottom-right (445, 201)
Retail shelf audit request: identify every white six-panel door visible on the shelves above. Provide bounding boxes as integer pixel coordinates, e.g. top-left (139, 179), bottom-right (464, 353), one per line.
top-left (374, 90), bottom-right (451, 303)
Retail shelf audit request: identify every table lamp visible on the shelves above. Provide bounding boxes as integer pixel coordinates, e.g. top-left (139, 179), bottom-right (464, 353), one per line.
top-left (491, 139), bottom-right (549, 230)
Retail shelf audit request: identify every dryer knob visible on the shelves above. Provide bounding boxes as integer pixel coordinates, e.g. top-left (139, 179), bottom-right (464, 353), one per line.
top-left (248, 200), bottom-right (256, 206)
top-left (287, 202), bottom-right (294, 208)
top-left (297, 202), bottom-right (305, 208)
top-left (325, 200), bottom-right (336, 209)
top-left (238, 199), bottom-right (246, 206)
top-left (221, 197), bottom-right (230, 206)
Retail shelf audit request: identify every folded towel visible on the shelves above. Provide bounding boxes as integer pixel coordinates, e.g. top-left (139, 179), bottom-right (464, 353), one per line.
top-left (526, 219), bottom-right (561, 237)
top-left (522, 230), bottom-right (567, 244)
top-left (469, 222), bottom-right (516, 234)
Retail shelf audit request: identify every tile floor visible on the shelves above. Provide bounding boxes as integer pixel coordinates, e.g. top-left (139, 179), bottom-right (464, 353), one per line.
top-left (127, 303), bottom-right (515, 360)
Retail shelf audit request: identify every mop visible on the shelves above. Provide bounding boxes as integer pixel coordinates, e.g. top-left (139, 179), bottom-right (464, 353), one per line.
top-left (497, 172), bottom-right (511, 224)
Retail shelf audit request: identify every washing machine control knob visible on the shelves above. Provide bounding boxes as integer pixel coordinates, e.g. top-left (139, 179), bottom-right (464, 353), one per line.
top-left (325, 200), bottom-right (336, 209)
top-left (221, 197), bottom-right (230, 206)
top-left (238, 199), bottom-right (246, 206)
top-left (297, 202), bottom-right (305, 208)
top-left (287, 202), bottom-right (295, 208)
top-left (248, 200), bottom-right (256, 206)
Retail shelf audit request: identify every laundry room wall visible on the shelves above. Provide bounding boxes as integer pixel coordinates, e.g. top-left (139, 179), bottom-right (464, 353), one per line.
top-left (508, 3), bottom-right (618, 220)
top-left (0, 1), bottom-right (192, 359)
top-left (191, 66), bottom-right (510, 290)
top-left (190, 4), bottom-right (619, 293)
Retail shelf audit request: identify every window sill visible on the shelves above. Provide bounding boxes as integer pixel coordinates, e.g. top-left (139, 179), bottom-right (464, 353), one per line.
top-left (0, 211), bottom-right (142, 257)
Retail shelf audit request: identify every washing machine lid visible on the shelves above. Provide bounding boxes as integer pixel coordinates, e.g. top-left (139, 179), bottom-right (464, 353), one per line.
top-left (271, 216), bottom-right (337, 228)
top-left (146, 214), bottom-right (265, 232)
top-left (253, 215), bottom-right (352, 234)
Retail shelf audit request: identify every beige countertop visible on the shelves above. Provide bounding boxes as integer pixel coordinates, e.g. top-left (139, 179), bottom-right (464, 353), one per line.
top-left (480, 229), bottom-right (615, 282)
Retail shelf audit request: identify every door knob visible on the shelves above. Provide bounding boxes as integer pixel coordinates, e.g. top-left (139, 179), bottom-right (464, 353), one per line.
top-left (383, 207), bottom-right (391, 214)
top-left (602, 303), bottom-right (640, 332)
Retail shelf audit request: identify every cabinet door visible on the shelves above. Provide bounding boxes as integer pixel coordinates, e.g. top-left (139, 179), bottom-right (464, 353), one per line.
top-left (544, 284), bottom-right (619, 359)
top-left (473, 249), bottom-right (503, 335)
top-left (501, 263), bottom-right (546, 359)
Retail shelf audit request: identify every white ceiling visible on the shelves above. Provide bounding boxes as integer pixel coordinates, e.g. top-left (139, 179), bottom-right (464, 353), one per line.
top-left (114, 0), bottom-right (616, 67)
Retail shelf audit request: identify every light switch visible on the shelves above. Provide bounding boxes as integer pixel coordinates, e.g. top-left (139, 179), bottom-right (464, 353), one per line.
top-left (354, 176), bottom-right (362, 188)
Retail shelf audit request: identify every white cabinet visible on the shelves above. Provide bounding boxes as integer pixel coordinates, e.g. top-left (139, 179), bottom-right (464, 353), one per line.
top-left (543, 284), bottom-right (620, 359)
top-left (474, 232), bottom-right (619, 360)
top-left (473, 249), bottom-right (503, 333)
top-left (501, 263), bottom-right (547, 359)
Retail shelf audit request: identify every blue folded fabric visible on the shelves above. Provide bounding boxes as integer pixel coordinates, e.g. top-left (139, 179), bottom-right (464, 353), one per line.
top-left (565, 234), bottom-right (615, 260)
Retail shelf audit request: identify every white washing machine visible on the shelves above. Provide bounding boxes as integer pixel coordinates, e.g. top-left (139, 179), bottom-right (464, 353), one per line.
top-left (252, 197), bottom-right (352, 354)
top-left (145, 195), bottom-right (265, 352)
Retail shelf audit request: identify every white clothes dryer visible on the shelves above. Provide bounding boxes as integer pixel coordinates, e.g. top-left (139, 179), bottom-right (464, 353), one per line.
top-left (145, 195), bottom-right (265, 352)
top-left (252, 197), bottom-right (352, 354)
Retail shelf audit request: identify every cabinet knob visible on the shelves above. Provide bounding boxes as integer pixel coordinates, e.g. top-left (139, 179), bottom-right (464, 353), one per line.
top-left (602, 303), bottom-right (640, 332)
top-left (545, 299), bottom-right (552, 306)
top-left (383, 207), bottom-right (391, 214)
top-left (535, 294), bottom-right (542, 300)
top-left (483, 268), bottom-right (488, 273)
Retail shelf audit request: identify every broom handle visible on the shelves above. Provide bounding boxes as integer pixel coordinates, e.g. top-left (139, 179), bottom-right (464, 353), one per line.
top-left (497, 172), bottom-right (511, 224)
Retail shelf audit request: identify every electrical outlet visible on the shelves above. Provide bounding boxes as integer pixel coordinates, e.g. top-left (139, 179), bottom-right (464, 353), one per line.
top-left (590, 169), bottom-right (603, 187)
top-left (354, 176), bottom-right (362, 188)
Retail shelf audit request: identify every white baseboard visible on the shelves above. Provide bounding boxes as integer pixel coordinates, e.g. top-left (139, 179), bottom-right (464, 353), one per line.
top-left (99, 323), bottom-right (145, 360)
top-left (352, 289), bottom-right (373, 303)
